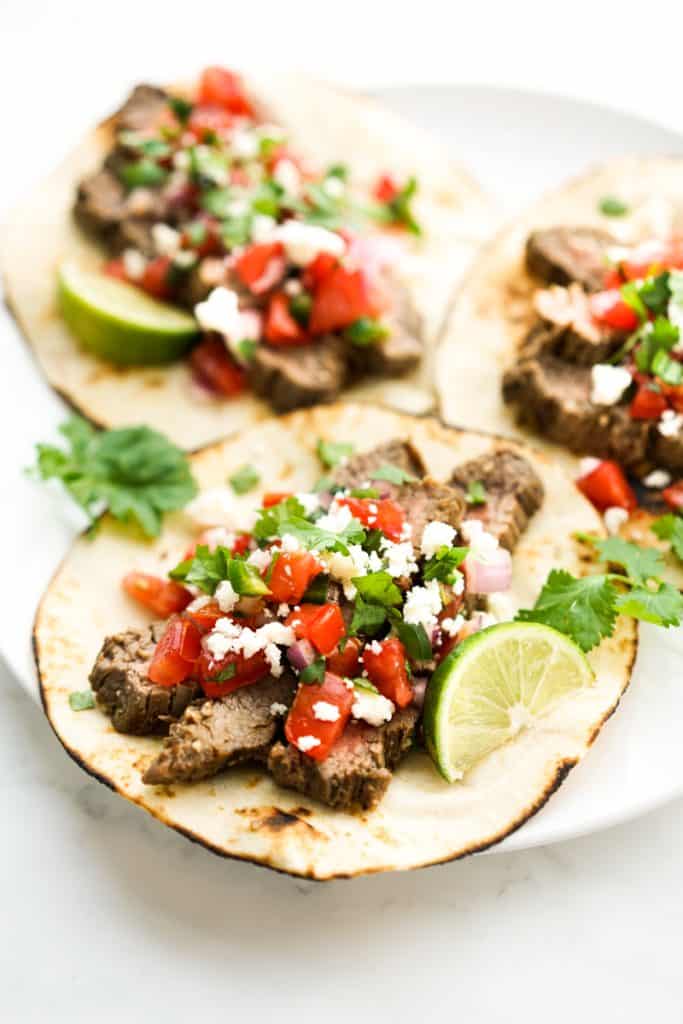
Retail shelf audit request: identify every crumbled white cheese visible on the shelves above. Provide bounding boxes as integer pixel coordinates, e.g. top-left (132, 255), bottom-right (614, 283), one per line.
top-left (296, 735), bottom-right (321, 753)
top-left (201, 526), bottom-right (235, 549)
top-left (403, 579), bottom-right (443, 629)
top-left (173, 250), bottom-right (197, 270)
top-left (284, 278), bottom-right (303, 296)
top-left (231, 128), bottom-right (259, 159)
top-left (380, 538), bottom-right (418, 579)
top-left (421, 520), bottom-right (456, 559)
top-left (323, 176), bottom-right (345, 198)
top-left (194, 286), bottom-right (242, 336)
top-left (205, 619), bottom-right (295, 676)
top-left (264, 643), bottom-right (284, 677)
top-left (272, 221), bottom-right (346, 267)
top-left (643, 469), bottom-right (672, 489)
top-left (273, 158), bottom-right (301, 195)
top-left (453, 574), bottom-right (465, 596)
top-left (579, 457), bottom-right (601, 478)
top-left (226, 198), bottom-right (250, 218)
top-left (659, 410), bottom-right (683, 438)
top-left (172, 150), bottom-right (191, 170)
top-left (250, 214), bottom-right (277, 243)
top-left (122, 248), bottom-right (147, 280)
top-left (270, 702), bottom-right (288, 717)
top-left (323, 544), bottom-right (382, 599)
top-left (215, 579), bottom-right (239, 613)
top-left (295, 492), bottom-right (320, 516)
top-left (440, 615), bottom-right (464, 637)
top-left (152, 222), bottom-right (181, 256)
top-left (460, 519), bottom-right (499, 560)
top-left (277, 603), bottom-right (291, 618)
top-left (316, 501), bottom-right (353, 534)
top-left (312, 700), bottom-right (340, 722)
top-left (590, 364), bottom-right (632, 406)
top-left (248, 548), bottom-right (272, 573)
top-left (604, 506), bottom-right (629, 535)
top-left (186, 594), bottom-right (213, 613)
top-left (280, 533), bottom-right (302, 552)
top-left (366, 640), bottom-right (383, 655)
top-left (351, 689), bottom-right (395, 728)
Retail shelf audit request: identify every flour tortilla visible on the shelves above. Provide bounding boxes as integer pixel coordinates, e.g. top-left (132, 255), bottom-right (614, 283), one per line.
top-left (0, 73), bottom-right (495, 450)
top-left (436, 156), bottom-right (683, 582)
top-left (35, 403), bottom-right (636, 880)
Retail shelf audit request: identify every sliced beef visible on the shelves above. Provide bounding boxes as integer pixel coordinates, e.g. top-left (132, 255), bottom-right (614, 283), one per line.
top-left (503, 352), bottom-right (652, 472)
top-left (267, 707), bottom-right (418, 811)
top-left (533, 284), bottom-right (622, 366)
top-left (359, 327), bottom-right (423, 377)
top-left (525, 227), bottom-right (614, 292)
top-left (395, 478), bottom-right (465, 549)
top-left (450, 450), bottom-right (544, 551)
top-left (248, 336), bottom-right (348, 411)
top-left (116, 84), bottom-right (169, 133)
top-left (331, 440), bottom-right (426, 491)
top-left (74, 169), bottom-right (127, 240)
top-left (143, 674), bottom-right (297, 785)
top-left (651, 430), bottom-right (683, 474)
top-left (89, 624), bottom-right (200, 735)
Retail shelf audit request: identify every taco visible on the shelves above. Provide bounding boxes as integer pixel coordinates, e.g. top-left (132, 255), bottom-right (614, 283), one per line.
top-left (1, 68), bottom-right (493, 450)
top-left (437, 157), bottom-right (683, 571)
top-left (35, 403), bottom-right (637, 879)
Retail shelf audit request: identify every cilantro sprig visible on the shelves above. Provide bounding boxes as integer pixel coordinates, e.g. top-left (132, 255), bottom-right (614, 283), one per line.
top-left (32, 417), bottom-right (197, 537)
top-left (170, 545), bottom-right (269, 597)
top-left (517, 536), bottom-right (683, 651)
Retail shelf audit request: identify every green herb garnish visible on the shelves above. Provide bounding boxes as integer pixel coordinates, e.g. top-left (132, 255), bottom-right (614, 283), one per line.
top-left (391, 617), bottom-right (432, 661)
top-left (119, 159), bottom-right (168, 190)
top-left (316, 439), bottom-right (355, 469)
top-left (229, 464), bottom-right (260, 495)
top-left (69, 690), bottom-right (95, 711)
top-left (210, 664), bottom-right (237, 683)
top-left (344, 318), bottom-right (390, 347)
top-left (169, 96), bottom-right (193, 123)
top-left (300, 657), bottom-right (326, 684)
top-left (170, 545), bottom-right (269, 597)
top-left (465, 480), bottom-right (487, 505)
top-left (372, 463), bottom-right (417, 485)
top-left (423, 546), bottom-right (468, 584)
top-left (599, 195), bottom-right (630, 217)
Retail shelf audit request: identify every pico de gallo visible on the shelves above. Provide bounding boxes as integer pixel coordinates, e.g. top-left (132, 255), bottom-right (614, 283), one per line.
top-left (73, 67), bottom-right (424, 411)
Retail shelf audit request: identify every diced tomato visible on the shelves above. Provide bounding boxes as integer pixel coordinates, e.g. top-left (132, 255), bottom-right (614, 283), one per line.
top-left (285, 672), bottom-right (354, 761)
top-left (187, 104), bottom-right (234, 140)
top-left (197, 648), bottom-right (269, 698)
top-left (337, 496), bottom-right (405, 542)
top-left (325, 636), bottom-right (362, 678)
top-left (621, 239), bottom-right (683, 281)
top-left (662, 481), bottom-right (683, 511)
top-left (232, 533), bottom-right (251, 555)
top-left (576, 459), bottom-right (637, 512)
top-left (103, 259), bottom-right (128, 282)
top-left (189, 336), bottom-right (246, 396)
top-left (184, 600), bottom-right (223, 634)
top-left (284, 603), bottom-right (345, 655)
top-left (140, 256), bottom-right (174, 300)
top-left (588, 289), bottom-right (639, 332)
top-left (603, 267), bottom-right (624, 289)
top-left (264, 292), bottom-right (309, 345)
top-left (122, 572), bottom-right (193, 618)
top-left (362, 637), bottom-right (413, 708)
top-left (308, 265), bottom-right (381, 335)
top-left (181, 215), bottom-right (222, 257)
top-left (230, 166), bottom-right (251, 187)
top-left (235, 242), bottom-right (286, 294)
top-left (268, 551), bottom-right (322, 604)
top-left (147, 616), bottom-right (201, 687)
top-left (302, 252), bottom-right (338, 291)
top-left (373, 174), bottom-right (399, 203)
top-left (197, 66), bottom-right (254, 116)
top-left (629, 385), bottom-right (668, 420)
top-left (660, 382), bottom-right (683, 414)
top-left (262, 491), bottom-right (293, 508)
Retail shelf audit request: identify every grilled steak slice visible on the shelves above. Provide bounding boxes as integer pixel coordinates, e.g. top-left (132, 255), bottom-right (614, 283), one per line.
top-left (74, 169), bottom-right (127, 240)
top-left (248, 336), bottom-right (347, 411)
top-left (143, 674), bottom-right (297, 785)
top-left (396, 479), bottom-right (465, 549)
top-left (651, 430), bottom-right (683, 474)
top-left (450, 450), bottom-right (544, 551)
top-left (503, 352), bottom-right (652, 472)
top-left (116, 84), bottom-right (169, 133)
top-left (533, 284), bottom-right (621, 366)
top-left (525, 227), bottom-right (613, 292)
top-left (360, 326), bottom-right (423, 377)
top-left (89, 625), bottom-right (201, 735)
top-left (267, 707), bottom-right (418, 811)
top-left (331, 440), bottom-right (426, 491)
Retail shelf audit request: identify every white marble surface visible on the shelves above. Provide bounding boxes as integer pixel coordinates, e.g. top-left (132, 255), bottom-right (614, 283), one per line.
top-left (4, 2), bottom-right (683, 1018)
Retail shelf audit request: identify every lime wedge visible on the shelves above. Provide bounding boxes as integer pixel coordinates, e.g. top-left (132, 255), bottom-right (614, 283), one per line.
top-left (423, 622), bottom-right (594, 783)
top-left (58, 261), bottom-right (200, 365)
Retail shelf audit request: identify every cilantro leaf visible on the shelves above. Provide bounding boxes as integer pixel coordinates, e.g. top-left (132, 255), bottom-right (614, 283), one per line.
top-left (119, 158), bottom-right (168, 190)
top-left (300, 657), bottom-right (326, 684)
top-left (343, 318), bottom-right (389, 347)
top-left (599, 195), bottom-right (629, 217)
top-left (69, 690), bottom-right (95, 711)
top-left (465, 480), bottom-right (487, 505)
top-left (275, 514), bottom-right (365, 555)
top-left (352, 571), bottom-right (403, 608)
top-left (638, 272), bottom-right (671, 317)
top-left (32, 418), bottom-right (197, 537)
top-left (170, 545), bottom-right (269, 597)
top-left (652, 514), bottom-right (683, 562)
top-left (352, 677), bottom-right (379, 694)
top-left (316, 439), bottom-right (355, 468)
top-left (620, 281), bottom-right (648, 323)
top-left (516, 570), bottom-right (618, 652)
top-left (423, 546), bottom-right (468, 584)
top-left (229, 464), bottom-right (260, 495)
top-left (634, 317), bottom-right (679, 373)
top-left (371, 463), bottom-right (417, 485)
top-left (616, 582), bottom-right (683, 627)
top-left (209, 664), bottom-right (237, 683)
top-left (168, 96), bottom-right (193, 123)
top-left (350, 598), bottom-right (388, 636)
top-left (252, 497), bottom-right (306, 542)
top-left (391, 616), bottom-right (432, 661)
top-left (587, 535), bottom-right (665, 584)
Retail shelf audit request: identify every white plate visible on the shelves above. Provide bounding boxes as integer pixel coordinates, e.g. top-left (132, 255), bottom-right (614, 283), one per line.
top-left (2, 84), bottom-right (683, 856)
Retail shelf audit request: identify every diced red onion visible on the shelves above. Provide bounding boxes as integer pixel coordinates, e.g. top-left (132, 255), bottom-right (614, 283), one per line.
top-left (287, 639), bottom-right (316, 671)
top-left (250, 255), bottom-right (287, 295)
top-left (464, 548), bottom-right (512, 594)
top-left (317, 491), bottom-right (333, 510)
top-left (410, 676), bottom-right (428, 709)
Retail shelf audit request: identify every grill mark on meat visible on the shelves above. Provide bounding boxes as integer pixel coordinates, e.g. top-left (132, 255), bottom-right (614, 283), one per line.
top-left (525, 227), bottom-right (614, 292)
top-left (142, 674), bottom-right (297, 785)
top-left (533, 284), bottom-right (622, 366)
top-left (450, 450), bottom-right (544, 551)
top-left (89, 624), bottom-right (200, 735)
top-left (267, 708), bottom-right (418, 812)
top-left (331, 439), bottom-right (426, 491)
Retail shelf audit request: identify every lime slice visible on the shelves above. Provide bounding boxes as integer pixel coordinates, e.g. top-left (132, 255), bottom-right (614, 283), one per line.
top-left (423, 622), bottom-right (594, 783)
top-left (58, 261), bottom-right (200, 365)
